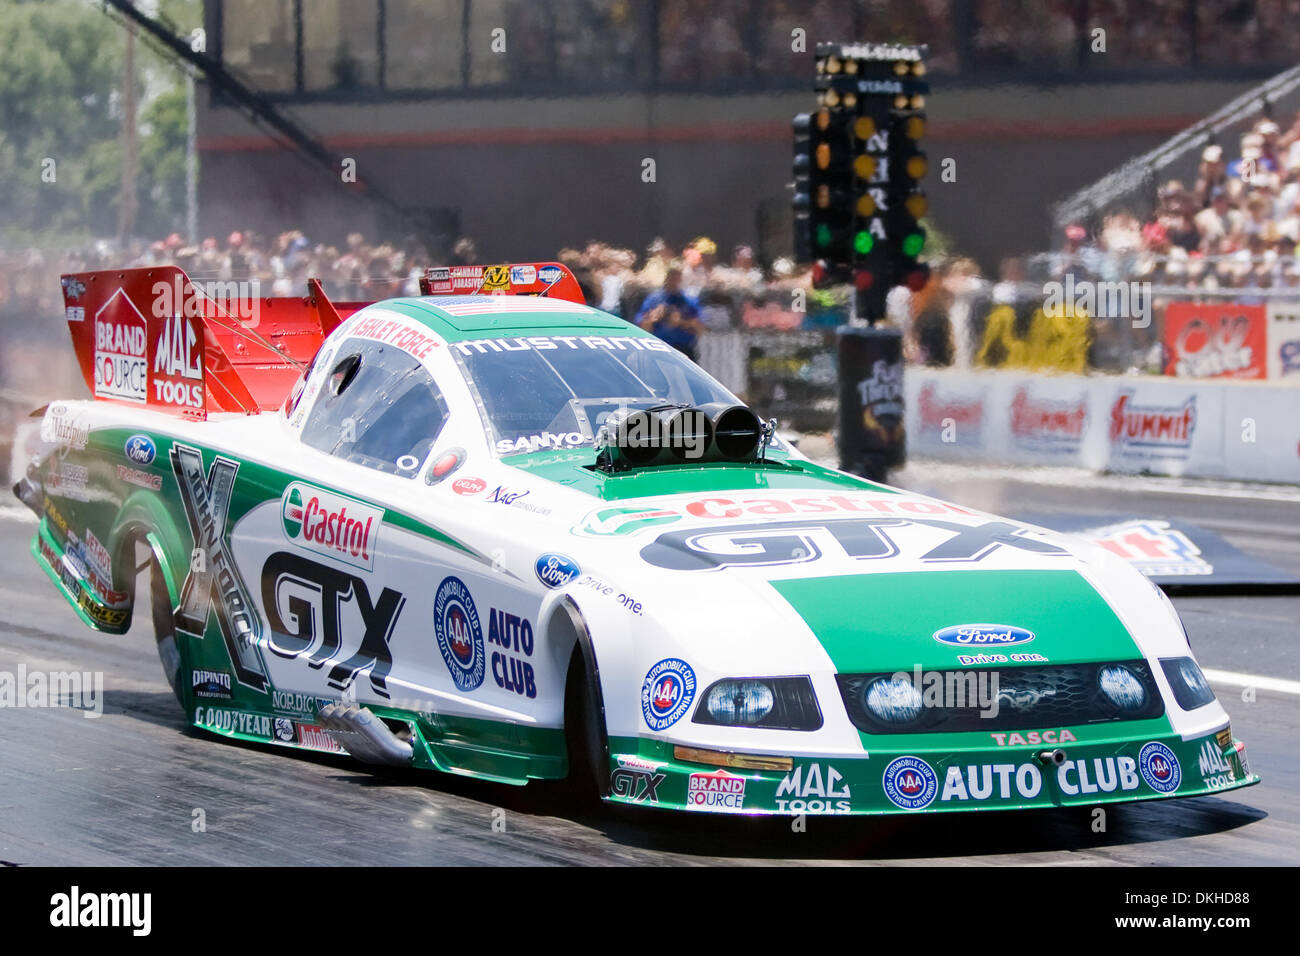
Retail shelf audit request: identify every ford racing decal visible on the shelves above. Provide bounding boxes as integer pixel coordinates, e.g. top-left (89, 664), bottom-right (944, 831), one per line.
top-left (124, 433), bottom-right (156, 465)
top-left (933, 624), bottom-right (1035, 647)
top-left (535, 552), bottom-right (581, 589)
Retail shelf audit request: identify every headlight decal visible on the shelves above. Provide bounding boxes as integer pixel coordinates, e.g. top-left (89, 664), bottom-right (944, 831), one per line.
top-left (837, 660), bottom-right (1164, 734)
top-left (692, 676), bottom-right (822, 730)
top-left (1159, 656), bottom-right (1216, 711)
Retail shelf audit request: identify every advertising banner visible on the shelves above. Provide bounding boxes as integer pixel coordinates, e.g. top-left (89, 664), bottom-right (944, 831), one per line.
top-left (1163, 302), bottom-right (1266, 380)
top-left (1266, 300), bottom-right (1300, 381)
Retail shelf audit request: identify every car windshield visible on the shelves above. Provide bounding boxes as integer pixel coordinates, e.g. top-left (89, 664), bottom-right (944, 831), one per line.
top-left (453, 334), bottom-right (738, 455)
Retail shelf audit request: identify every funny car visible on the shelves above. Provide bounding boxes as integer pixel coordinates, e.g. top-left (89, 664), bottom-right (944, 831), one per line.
top-left (16, 261), bottom-right (1257, 816)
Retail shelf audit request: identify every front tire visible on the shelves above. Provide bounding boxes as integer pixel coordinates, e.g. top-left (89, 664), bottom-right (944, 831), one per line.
top-left (563, 645), bottom-right (610, 802)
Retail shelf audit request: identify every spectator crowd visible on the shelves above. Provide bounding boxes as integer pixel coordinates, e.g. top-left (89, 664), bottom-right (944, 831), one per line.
top-left (8, 108), bottom-right (1300, 372)
top-left (1045, 111), bottom-right (1300, 294)
top-left (0, 230), bottom-right (817, 362)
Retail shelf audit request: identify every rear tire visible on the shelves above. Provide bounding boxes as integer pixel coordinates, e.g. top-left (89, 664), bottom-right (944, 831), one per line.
top-left (563, 645), bottom-right (610, 802)
top-left (149, 556), bottom-right (184, 706)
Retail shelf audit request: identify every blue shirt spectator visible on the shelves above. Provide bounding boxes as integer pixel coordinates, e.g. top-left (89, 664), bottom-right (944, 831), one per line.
top-left (635, 266), bottom-right (704, 360)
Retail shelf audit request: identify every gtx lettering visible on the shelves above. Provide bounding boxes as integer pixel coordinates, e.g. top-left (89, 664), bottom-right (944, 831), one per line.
top-left (261, 551), bottom-right (404, 698)
top-left (640, 517), bottom-right (1064, 571)
top-left (610, 767), bottom-right (663, 803)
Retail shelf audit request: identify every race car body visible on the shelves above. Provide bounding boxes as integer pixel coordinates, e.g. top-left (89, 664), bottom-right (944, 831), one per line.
top-left (17, 263), bottom-right (1257, 816)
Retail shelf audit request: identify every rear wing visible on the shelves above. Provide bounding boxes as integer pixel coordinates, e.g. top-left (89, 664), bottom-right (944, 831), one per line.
top-left (60, 266), bottom-right (362, 420)
top-left (59, 261), bottom-right (581, 420)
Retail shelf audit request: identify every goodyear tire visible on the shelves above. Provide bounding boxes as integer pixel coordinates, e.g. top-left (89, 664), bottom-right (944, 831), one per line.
top-left (563, 645), bottom-right (610, 802)
top-left (149, 556), bottom-right (184, 706)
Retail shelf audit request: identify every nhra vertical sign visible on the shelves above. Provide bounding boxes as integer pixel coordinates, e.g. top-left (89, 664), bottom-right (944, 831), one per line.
top-left (793, 42), bottom-right (930, 309)
top-left (800, 42), bottom-right (928, 479)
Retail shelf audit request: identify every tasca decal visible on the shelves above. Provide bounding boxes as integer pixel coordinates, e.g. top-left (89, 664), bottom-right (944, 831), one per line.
top-left (261, 551), bottom-right (405, 698)
top-left (171, 444), bottom-right (267, 691)
top-left (639, 518), bottom-right (1066, 572)
top-left (281, 482), bottom-right (382, 571)
top-left (433, 576), bottom-right (486, 691)
top-left (990, 729), bottom-right (1076, 747)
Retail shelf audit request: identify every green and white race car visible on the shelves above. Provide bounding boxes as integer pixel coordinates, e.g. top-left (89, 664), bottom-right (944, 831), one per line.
top-left (18, 262), bottom-right (1256, 816)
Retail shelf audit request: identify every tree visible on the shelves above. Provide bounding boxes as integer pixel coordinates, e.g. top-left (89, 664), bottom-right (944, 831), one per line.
top-left (0, 0), bottom-right (199, 246)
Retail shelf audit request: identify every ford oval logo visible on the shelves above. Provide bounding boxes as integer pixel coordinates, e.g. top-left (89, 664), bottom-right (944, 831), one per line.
top-left (124, 434), bottom-right (156, 465)
top-left (933, 624), bottom-right (1035, 647)
top-left (535, 552), bottom-right (580, 589)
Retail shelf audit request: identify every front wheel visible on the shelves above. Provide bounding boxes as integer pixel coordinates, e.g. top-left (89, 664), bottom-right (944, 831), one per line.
top-left (563, 645), bottom-right (610, 802)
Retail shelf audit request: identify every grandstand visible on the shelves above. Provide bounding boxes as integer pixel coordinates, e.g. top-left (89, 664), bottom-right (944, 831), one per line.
top-left (195, 0), bottom-right (1299, 268)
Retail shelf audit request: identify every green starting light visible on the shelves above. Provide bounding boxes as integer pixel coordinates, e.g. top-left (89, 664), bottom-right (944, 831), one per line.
top-left (816, 223), bottom-right (833, 248)
top-left (902, 232), bottom-right (925, 257)
top-left (854, 231), bottom-right (874, 254)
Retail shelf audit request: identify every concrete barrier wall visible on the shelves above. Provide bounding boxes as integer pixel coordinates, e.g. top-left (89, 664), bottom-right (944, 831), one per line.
top-left (904, 368), bottom-right (1300, 484)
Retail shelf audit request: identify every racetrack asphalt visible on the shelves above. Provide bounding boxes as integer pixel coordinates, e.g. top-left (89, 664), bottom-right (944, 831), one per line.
top-left (0, 466), bottom-right (1295, 866)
